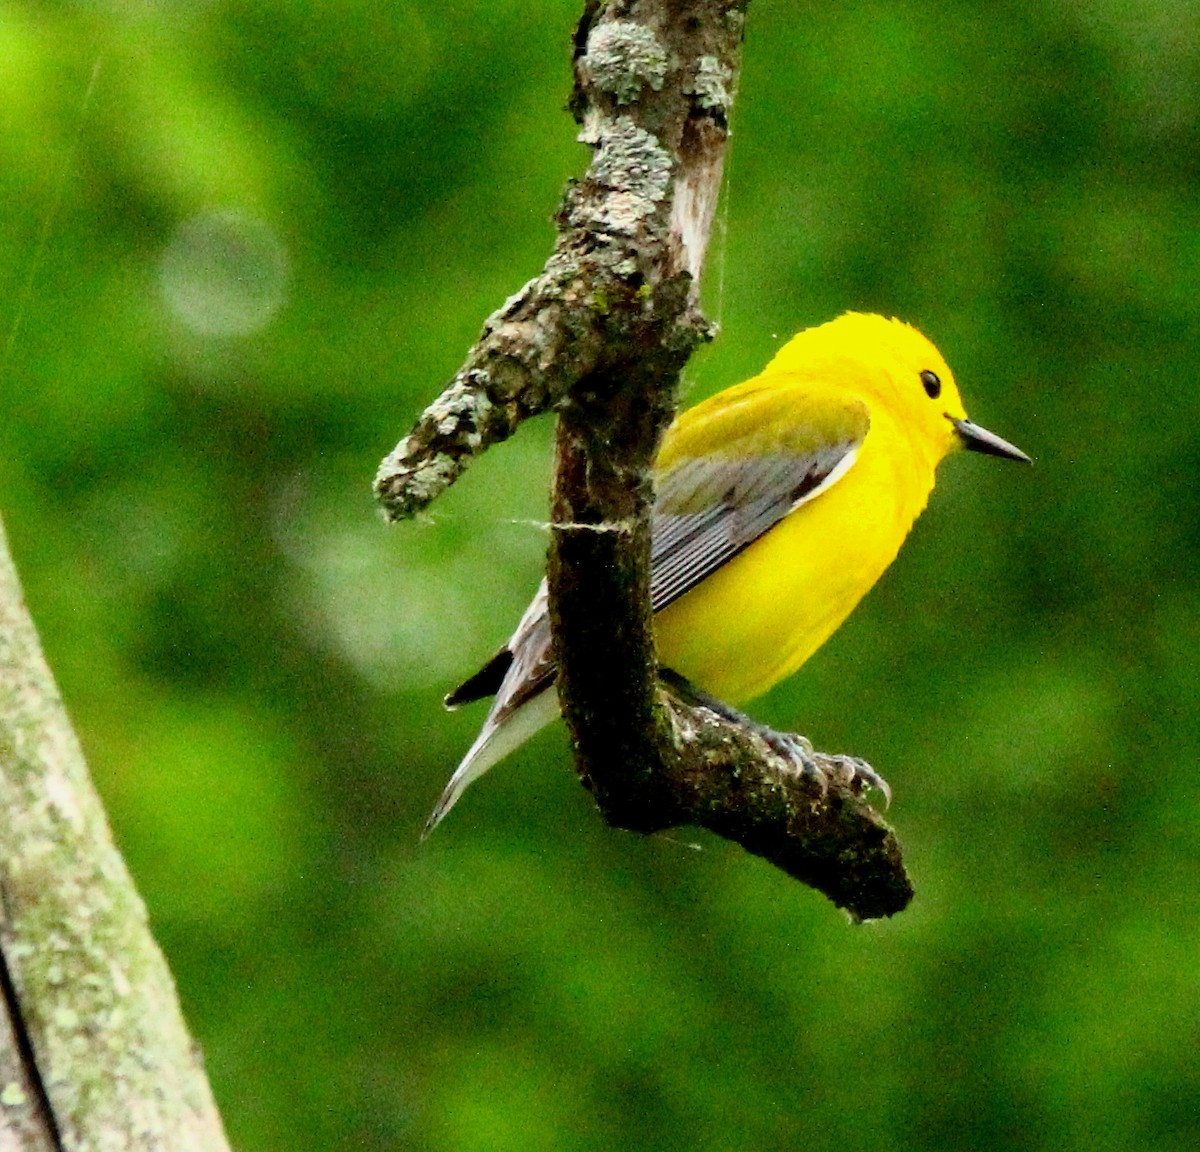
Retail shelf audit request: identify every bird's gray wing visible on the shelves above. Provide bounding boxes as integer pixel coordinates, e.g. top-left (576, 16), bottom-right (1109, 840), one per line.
top-left (446, 396), bottom-right (871, 717)
top-left (426, 582), bottom-right (557, 835)
top-left (442, 579), bottom-right (555, 730)
top-left (649, 407), bottom-right (869, 613)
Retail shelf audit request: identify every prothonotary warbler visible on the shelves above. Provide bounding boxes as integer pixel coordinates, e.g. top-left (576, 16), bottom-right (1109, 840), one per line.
top-left (425, 311), bottom-right (1029, 834)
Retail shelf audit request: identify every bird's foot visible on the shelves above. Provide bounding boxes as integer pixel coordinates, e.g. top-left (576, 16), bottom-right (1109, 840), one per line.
top-left (750, 722), bottom-right (895, 809)
top-left (818, 754), bottom-right (893, 809)
top-left (760, 729), bottom-right (822, 781)
top-left (758, 733), bottom-right (890, 807)
top-left (660, 669), bottom-right (892, 809)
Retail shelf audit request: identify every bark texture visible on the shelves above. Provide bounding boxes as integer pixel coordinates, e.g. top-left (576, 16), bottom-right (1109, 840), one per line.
top-left (0, 517), bottom-right (231, 1152)
top-left (377, 0), bottom-right (913, 918)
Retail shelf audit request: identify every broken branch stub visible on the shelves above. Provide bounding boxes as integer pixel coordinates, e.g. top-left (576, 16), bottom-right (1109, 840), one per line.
top-left (373, 2), bottom-right (744, 520)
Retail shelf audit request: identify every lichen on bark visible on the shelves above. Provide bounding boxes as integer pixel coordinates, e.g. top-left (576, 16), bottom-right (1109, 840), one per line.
top-left (582, 19), bottom-right (670, 104)
top-left (377, 0), bottom-right (912, 919)
top-left (0, 517), bottom-right (231, 1151)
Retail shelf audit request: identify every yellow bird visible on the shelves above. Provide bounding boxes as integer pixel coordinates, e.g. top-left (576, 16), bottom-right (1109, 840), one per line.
top-left (426, 312), bottom-right (1028, 833)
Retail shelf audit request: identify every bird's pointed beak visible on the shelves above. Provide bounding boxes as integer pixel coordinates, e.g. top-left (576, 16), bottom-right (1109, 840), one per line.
top-left (949, 416), bottom-right (1031, 463)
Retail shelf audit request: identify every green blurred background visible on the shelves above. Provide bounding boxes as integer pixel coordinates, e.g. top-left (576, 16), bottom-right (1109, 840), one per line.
top-left (3, 1), bottom-right (1199, 1148)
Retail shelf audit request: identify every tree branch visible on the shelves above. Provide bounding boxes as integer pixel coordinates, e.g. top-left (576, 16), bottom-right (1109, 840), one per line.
top-left (378, 0), bottom-right (913, 919)
top-left (373, 1), bottom-right (719, 521)
top-left (0, 516), bottom-right (231, 1151)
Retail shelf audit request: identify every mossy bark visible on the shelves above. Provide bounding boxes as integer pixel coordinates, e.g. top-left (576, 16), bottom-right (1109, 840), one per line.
top-left (0, 517), bottom-right (230, 1152)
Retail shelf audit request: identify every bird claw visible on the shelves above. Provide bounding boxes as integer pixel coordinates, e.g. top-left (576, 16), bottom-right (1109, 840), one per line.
top-left (828, 755), bottom-right (893, 809)
top-left (763, 729), bottom-right (814, 762)
top-left (762, 729), bottom-right (820, 775)
top-left (762, 731), bottom-right (831, 799)
top-left (763, 733), bottom-right (892, 810)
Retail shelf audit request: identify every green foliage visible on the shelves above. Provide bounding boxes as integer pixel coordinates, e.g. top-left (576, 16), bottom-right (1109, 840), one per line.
top-left (4, 1), bottom-right (1199, 1148)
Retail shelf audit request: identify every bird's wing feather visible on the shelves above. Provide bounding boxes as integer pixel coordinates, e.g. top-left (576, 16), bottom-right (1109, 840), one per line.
top-left (448, 381), bottom-right (870, 717)
top-left (426, 582), bottom-right (557, 836)
top-left (650, 385), bottom-right (869, 612)
top-left (491, 579), bottom-right (556, 722)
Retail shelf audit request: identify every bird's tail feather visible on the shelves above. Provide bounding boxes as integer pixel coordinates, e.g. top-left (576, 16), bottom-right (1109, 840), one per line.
top-left (422, 686), bottom-right (560, 838)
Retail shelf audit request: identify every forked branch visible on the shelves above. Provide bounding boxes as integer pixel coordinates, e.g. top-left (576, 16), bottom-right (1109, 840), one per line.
top-left (377, 0), bottom-right (912, 919)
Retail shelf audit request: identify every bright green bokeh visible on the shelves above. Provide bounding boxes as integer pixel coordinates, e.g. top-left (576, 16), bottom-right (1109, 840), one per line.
top-left (3, 2), bottom-right (1199, 1149)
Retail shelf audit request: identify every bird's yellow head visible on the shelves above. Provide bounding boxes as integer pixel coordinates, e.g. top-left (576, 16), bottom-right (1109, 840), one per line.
top-left (765, 312), bottom-right (1029, 467)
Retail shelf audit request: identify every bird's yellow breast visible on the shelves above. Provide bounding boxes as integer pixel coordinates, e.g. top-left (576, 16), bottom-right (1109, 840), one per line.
top-left (653, 407), bottom-right (937, 703)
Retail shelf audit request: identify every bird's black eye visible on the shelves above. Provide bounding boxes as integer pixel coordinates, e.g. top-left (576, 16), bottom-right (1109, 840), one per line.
top-left (920, 369), bottom-right (941, 399)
